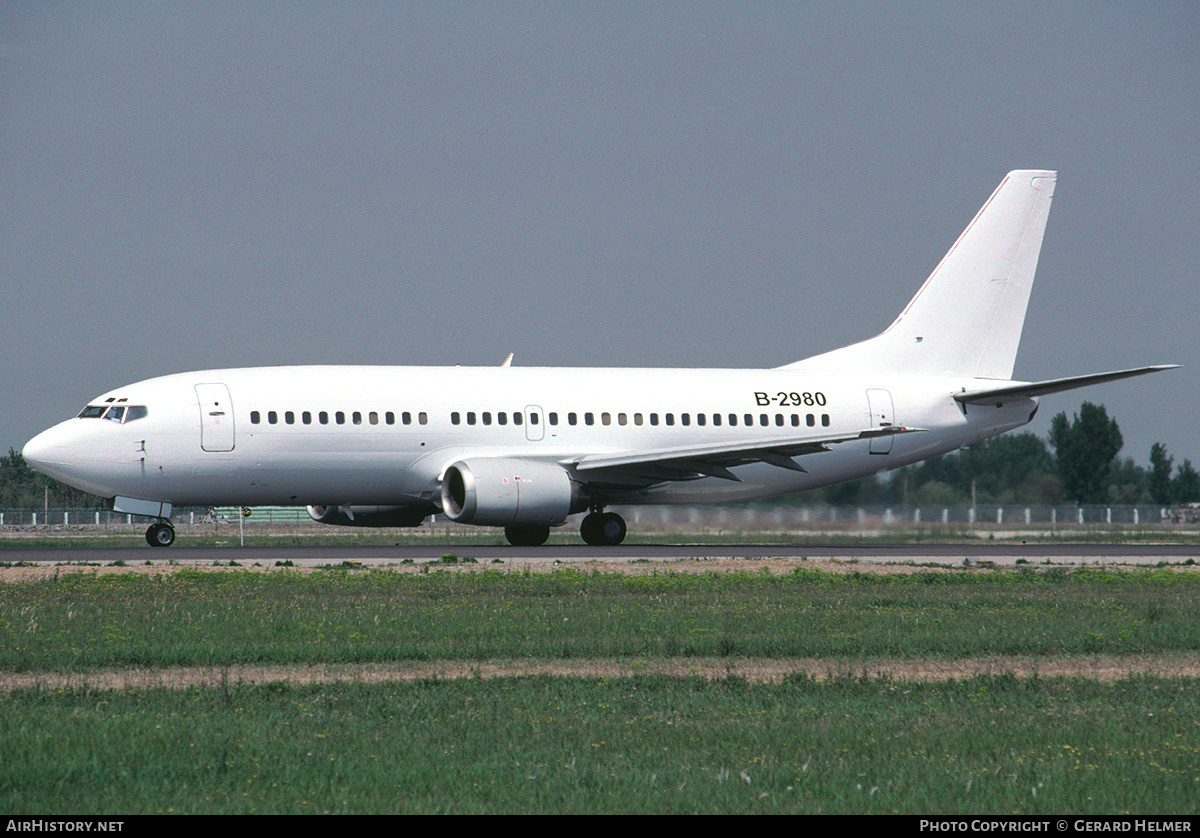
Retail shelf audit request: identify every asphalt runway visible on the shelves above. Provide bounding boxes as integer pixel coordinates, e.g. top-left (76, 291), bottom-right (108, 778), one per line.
top-left (7, 541), bottom-right (1200, 567)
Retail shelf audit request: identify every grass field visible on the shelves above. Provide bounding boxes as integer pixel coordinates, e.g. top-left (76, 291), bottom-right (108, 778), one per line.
top-left (2, 563), bottom-right (1199, 814)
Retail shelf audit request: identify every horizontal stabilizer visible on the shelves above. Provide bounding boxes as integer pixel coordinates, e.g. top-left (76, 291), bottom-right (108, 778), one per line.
top-left (954, 365), bottom-right (1179, 406)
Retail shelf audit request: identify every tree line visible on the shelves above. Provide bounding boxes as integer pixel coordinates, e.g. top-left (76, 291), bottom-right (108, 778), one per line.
top-left (2, 401), bottom-right (1198, 510)
top-left (804, 401), bottom-right (1199, 507)
top-left (0, 448), bottom-right (103, 509)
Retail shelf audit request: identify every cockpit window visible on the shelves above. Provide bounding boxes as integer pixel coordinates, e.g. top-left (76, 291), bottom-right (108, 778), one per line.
top-left (80, 404), bottom-right (147, 423)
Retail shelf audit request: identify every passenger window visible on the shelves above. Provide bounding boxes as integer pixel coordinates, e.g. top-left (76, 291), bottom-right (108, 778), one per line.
top-left (498, 412), bottom-right (508, 425)
top-left (303, 411), bottom-right (312, 425)
top-left (269, 411), bottom-right (278, 425)
top-left (467, 412), bottom-right (476, 425)
top-left (513, 412), bottom-right (523, 425)
top-left (370, 412), bottom-right (379, 425)
top-left (696, 414), bottom-right (705, 426)
top-left (602, 412), bottom-right (611, 426)
top-left (712, 414), bottom-right (721, 426)
top-left (482, 412), bottom-right (492, 426)
top-left (585, 413), bottom-right (594, 426)
top-left (807, 414), bottom-right (815, 427)
top-left (634, 413), bottom-right (643, 426)
top-left (791, 414), bottom-right (799, 427)
top-left (529, 413), bottom-right (538, 425)
top-left (729, 414), bottom-right (738, 426)
top-left (353, 412), bottom-right (362, 425)
top-left (650, 413), bottom-right (659, 426)
top-left (251, 411), bottom-right (261, 424)
top-left (418, 412), bottom-right (428, 425)
top-left (548, 412), bottom-right (558, 426)
top-left (744, 414), bottom-right (753, 426)
top-left (336, 411), bottom-right (345, 425)
top-left (822, 414), bottom-right (830, 426)
top-left (451, 412), bottom-right (461, 425)
top-left (386, 412), bottom-right (395, 425)
top-left (665, 414), bottom-right (675, 426)
top-left (680, 414), bottom-right (690, 426)
top-left (759, 414), bottom-right (769, 427)
top-left (285, 411), bottom-right (295, 424)
top-left (568, 412), bottom-right (577, 426)
top-left (402, 412), bottom-right (412, 425)
top-left (775, 414), bottom-right (784, 426)
top-left (320, 411), bottom-right (329, 424)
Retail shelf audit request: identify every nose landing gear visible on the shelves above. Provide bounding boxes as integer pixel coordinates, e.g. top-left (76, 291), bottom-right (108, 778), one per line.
top-left (580, 509), bottom-right (626, 546)
top-left (146, 521), bottom-right (176, 547)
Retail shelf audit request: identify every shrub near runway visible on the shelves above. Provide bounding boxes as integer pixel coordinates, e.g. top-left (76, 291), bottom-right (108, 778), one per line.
top-left (1, 566), bottom-right (1199, 670)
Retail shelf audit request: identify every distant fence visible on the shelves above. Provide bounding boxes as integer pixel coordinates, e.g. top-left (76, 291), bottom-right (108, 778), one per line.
top-left (4, 504), bottom-right (1199, 530)
top-left (617, 504), bottom-right (1200, 530)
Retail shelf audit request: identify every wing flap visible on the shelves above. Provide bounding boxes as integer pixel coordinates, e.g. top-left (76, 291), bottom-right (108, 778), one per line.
top-left (566, 425), bottom-right (925, 482)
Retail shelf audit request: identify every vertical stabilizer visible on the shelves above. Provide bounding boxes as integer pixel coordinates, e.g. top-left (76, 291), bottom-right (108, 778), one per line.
top-left (785, 170), bottom-right (1056, 379)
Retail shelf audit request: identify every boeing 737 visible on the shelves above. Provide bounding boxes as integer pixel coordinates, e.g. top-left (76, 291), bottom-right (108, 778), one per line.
top-left (22, 170), bottom-right (1176, 547)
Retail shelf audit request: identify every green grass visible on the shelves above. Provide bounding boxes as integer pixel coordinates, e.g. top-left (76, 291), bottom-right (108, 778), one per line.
top-left (3, 675), bottom-right (1197, 814)
top-left (2, 567), bottom-right (1200, 671)
top-left (3, 566), bottom-right (1199, 814)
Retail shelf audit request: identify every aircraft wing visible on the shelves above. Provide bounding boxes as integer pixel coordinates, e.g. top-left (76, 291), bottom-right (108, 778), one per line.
top-left (565, 425), bottom-right (925, 483)
top-left (954, 365), bottom-right (1179, 406)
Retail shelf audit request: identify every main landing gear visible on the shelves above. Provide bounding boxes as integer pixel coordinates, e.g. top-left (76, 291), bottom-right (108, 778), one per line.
top-left (502, 509), bottom-right (628, 547)
top-left (580, 509), bottom-right (626, 546)
top-left (146, 521), bottom-right (176, 547)
top-left (504, 524), bottom-right (551, 547)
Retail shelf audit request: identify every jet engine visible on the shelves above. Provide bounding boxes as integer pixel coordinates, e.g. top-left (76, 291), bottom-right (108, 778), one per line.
top-left (440, 458), bottom-right (585, 527)
top-left (306, 505), bottom-right (431, 527)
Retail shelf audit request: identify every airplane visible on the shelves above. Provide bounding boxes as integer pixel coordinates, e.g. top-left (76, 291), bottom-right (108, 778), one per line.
top-left (22, 170), bottom-right (1176, 548)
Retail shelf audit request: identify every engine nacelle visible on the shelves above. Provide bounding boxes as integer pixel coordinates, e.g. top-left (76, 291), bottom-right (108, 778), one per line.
top-left (306, 505), bottom-right (431, 527)
top-left (440, 458), bottom-right (584, 527)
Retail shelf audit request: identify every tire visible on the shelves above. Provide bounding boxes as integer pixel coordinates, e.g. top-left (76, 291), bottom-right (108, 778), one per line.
top-left (146, 523), bottom-right (176, 547)
top-left (597, 512), bottom-right (626, 545)
top-left (580, 513), bottom-right (604, 545)
top-left (504, 524), bottom-right (550, 547)
top-left (581, 512), bottom-right (625, 546)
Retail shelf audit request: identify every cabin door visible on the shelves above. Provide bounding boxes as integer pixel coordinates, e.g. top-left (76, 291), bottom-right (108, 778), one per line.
top-left (196, 383), bottom-right (235, 452)
top-left (866, 389), bottom-right (895, 455)
top-left (524, 405), bottom-right (545, 441)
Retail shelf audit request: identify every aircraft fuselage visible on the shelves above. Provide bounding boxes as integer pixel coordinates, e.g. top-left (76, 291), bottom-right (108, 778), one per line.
top-left (24, 364), bottom-right (1035, 509)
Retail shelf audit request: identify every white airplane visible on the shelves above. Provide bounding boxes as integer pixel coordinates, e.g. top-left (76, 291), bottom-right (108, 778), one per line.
top-left (23, 170), bottom-right (1175, 547)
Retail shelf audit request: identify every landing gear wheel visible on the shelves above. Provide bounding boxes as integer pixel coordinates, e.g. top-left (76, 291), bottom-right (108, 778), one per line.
top-left (580, 511), bottom-right (626, 546)
top-left (146, 522), bottom-right (176, 547)
top-left (504, 524), bottom-right (550, 547)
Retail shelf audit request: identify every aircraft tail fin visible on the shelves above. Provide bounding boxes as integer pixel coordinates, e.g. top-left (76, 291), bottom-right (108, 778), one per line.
top-left (784, 170), bottom-right (1057, 379)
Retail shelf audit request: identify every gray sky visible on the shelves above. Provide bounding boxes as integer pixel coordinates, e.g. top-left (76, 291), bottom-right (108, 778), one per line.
top-left (3, 2), bottom-right (1198, 473)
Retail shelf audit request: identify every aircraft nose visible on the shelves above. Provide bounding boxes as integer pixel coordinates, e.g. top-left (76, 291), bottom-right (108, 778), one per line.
top-left (22, 428), bottom-right (56, 470)
top-left (22, 422), bottom-right (84, 483)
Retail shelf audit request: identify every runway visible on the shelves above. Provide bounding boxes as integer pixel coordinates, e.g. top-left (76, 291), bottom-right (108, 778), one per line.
top-left (6, 541), bottom-right (1199, 568)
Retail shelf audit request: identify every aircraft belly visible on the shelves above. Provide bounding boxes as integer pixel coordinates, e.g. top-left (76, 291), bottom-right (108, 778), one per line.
top-left (229, 448), bottom-right (427, 505)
